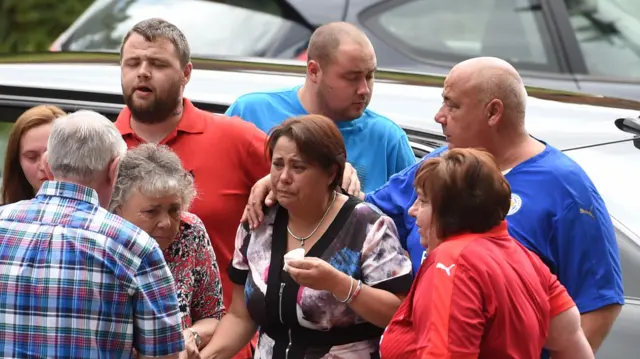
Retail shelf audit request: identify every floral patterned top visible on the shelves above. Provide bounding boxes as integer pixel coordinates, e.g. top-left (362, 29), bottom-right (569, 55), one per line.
top-left (228, 197), bottom-right (413, 359)
top-left (163, 212), bottom-right (225, 328)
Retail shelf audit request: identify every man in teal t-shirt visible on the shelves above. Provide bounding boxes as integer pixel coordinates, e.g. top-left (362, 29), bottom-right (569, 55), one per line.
top-left (225, 22), bottom-right (415, 193)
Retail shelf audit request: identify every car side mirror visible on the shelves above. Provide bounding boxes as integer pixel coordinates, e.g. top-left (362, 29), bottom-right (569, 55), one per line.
top-left (615, 116), bottom-right (640, 150)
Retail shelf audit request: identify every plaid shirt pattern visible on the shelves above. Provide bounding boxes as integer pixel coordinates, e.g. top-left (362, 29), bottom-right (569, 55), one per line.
top-left (0, 181), bottom-right (185, 358)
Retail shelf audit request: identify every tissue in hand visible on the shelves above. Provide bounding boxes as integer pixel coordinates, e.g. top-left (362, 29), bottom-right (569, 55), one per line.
top-left (283, 248), bottom-right (306, 272)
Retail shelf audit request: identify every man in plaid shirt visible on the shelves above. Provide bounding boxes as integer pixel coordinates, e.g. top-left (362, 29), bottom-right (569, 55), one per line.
top-left (0, 110), bottom-right (186, 358)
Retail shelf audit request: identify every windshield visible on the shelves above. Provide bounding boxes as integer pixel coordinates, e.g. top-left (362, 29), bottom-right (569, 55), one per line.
top-left (61, 0), bottom-right (311, 58)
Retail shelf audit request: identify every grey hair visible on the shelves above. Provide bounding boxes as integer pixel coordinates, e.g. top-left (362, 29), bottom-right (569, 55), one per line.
top-left (120, 18), bottom-right (191, 67)
top-left (47, 110), bottom-right (127, 182)
top-left (108, 143), bottom-right (196, 212)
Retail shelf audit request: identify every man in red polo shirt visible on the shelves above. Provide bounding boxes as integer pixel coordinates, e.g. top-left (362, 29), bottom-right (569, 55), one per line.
top-left (116, 18), bottom-right (268, 358)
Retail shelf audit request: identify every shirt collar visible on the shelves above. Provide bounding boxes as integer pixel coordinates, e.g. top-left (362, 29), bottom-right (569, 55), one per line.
top-left (115, 98), bottom-right (205, 136)
top-left (444, 220), bottom-right (510, 243)
top-left (36, 181), bottom-right (100, 207)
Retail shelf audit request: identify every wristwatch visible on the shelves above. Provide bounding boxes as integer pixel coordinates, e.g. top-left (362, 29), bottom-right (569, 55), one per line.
top-left (188, 327), bottom-right (202, 348)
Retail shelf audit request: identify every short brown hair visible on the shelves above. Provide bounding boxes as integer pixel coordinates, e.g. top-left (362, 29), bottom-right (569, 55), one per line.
top-left (266, 115), bottom-right (346, 189)
top-left (307, 21), bottom-right (369, 66)
top-left (2, 105), bottom-right (66, 204)
top-left (120, 18), bottom-right (191, 67)
top-left (414, 148), bottom-right (511, 239)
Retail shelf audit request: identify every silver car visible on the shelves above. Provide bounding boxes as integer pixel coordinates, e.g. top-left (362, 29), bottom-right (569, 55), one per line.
top-left (50, 0), bottom-right (640, 101)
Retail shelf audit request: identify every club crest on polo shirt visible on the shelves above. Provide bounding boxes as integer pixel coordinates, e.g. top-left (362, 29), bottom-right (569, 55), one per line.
top-left (508, 193), bottom-right (522, 215)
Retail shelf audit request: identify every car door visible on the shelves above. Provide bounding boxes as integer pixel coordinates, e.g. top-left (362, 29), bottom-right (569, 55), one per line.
top-left (347, 0), bottom-right (583, 93)
top-left (548, 0), bottom-right (640, 100)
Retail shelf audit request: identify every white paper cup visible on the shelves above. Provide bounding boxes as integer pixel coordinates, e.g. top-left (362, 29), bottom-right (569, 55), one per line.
top-left (283, 248), bottom-right (306, 272)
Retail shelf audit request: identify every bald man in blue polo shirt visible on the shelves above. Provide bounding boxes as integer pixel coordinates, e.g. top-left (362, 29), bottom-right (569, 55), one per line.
top-left (366, 57), bottom-right (623, 357)
top-left (243, 57), bottom-right (623, 358)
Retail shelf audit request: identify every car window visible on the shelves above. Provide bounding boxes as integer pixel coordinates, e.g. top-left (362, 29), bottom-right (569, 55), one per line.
top-left (362, 0), bottom-right (560, 72)
top-left (61, 0), bottom-right (311, 59)
top-left (564, 0), bottom-right (640, 80)
top-left (0, 122), bottom-right (11, 172)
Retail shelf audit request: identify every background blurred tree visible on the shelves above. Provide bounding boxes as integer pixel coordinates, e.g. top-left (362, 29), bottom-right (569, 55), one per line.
top-left (0, 0), bottom-right (93, 53)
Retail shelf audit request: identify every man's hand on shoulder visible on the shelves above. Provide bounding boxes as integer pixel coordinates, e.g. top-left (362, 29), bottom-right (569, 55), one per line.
top-left (241, 175), bottom-right (276, 229)
top-left (241, 162), bottom-right (363, 229)
top-left (342, 162), bottom-right (361, 198)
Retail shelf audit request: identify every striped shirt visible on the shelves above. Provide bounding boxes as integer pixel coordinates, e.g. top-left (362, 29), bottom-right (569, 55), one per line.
top-left (0, 181), bottom-right (185, 358)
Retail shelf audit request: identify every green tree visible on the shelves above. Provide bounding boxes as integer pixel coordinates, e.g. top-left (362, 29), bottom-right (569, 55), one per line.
top-left (0, 0), bottom-right (93, 53)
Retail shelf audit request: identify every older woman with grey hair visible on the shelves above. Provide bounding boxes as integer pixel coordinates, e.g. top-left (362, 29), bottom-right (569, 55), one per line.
top-left (109, 143), bottom-right (225, 357)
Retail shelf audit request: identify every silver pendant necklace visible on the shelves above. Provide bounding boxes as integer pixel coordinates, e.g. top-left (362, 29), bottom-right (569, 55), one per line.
top-left (287, 191), bottom-right (337, 247)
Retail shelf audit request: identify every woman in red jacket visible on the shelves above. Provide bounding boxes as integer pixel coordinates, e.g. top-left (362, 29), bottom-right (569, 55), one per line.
top-left (379, 148), bottom-right (593, 359)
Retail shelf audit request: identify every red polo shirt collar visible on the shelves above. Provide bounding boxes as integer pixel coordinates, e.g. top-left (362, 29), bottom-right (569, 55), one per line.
top-left (115, 98), bottom-right (205, 136)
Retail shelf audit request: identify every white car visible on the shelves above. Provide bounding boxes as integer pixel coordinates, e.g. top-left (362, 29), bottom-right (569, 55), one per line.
top-left (0, 52), bottom-right (638, 357)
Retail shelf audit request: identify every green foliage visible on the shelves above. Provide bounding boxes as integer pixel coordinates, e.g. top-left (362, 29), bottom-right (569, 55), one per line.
top-left (0, 0), bottom-right (93, 53)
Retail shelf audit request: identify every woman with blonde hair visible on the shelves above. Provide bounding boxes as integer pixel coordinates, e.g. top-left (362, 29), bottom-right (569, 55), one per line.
top-left (1, 105), bottom-right (66, 204)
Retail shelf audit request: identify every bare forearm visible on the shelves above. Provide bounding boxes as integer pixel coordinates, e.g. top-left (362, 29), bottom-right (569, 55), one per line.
top-left (546, 307), bottom-right (594, 359)
top-left (332, 274), bottom-right (403, 328)
top-left (199, 313), bottom-right (257, 359)
top-left (581, 304), bottom-right (622, 352)
top-left (548, 329), bottom-right (594, 359)
top-left (349, 285), bottom-right (403, 327)
top-left (191, 318), bottom-right (219, 349)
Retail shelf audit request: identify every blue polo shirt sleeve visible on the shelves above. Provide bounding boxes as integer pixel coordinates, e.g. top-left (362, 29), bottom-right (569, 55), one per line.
top-left (365, 146), bottom-right (447, 248)
top-left (224, 99), bottom-right (243, 117)
top-left (388, 132), bottom-right (417, 177)
top-left (365, 163), bottom-right (419, 248)
top-left (553, 197), bottom-right (624, 313)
